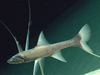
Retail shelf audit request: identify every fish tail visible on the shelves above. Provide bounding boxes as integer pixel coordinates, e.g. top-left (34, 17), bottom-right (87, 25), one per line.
top-left (74, 24), bottom-right (100, 57)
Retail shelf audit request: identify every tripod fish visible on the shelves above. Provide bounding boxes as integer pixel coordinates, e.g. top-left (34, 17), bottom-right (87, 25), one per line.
top-left (1, 1), bottom-right (100, 75)
top-left (7, 24), bottom-right (100, 75)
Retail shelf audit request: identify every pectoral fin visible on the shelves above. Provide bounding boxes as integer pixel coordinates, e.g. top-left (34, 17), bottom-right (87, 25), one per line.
top-left (25, 0), bottom-right (31, 51)
top-left (0, 20), bottom-right (23, 53)
top-left (25, 24), bottom-right (30, 51)
top-left (51, 51), bottom-right (67, 62)
top-left (14, 37), bottom-right (23, 52)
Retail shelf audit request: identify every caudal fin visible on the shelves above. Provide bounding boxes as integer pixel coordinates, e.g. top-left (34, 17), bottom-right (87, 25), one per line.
top-left (78, 24), bottom-right (100, 57)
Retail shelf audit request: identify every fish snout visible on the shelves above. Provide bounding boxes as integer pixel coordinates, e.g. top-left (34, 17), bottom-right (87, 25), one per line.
top-left (7, 55), bottom-right (24, 64)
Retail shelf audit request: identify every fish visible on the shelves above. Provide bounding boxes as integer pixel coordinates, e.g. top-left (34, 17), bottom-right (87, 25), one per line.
top-left (7, 24), bottom-right (100, 64)
top-left (7, 24), bottom-right (100, 75)
top-left (1, 0), bottom-right (100, 75)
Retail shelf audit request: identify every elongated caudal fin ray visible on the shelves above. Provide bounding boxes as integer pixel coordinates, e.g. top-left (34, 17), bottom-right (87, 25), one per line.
top-left (51, 51), bottom-right (67, 62)
top-left (78, 24), bottom-right (100, 57)
top-left (0, 20), bottom-right (23, 53)
top-left (37, 31), bottom-right (50, 45)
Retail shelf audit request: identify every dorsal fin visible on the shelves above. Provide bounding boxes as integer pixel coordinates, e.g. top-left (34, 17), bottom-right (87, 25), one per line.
top-left (37, 31), bottom-right (50, 45)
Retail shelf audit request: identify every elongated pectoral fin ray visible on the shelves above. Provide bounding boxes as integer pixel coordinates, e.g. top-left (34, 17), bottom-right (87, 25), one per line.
top-left (51, 51), bottom-right (67, 62)
top-left (0, 20), bottom-right (23, 53)
top-left (25, 0), bottom-right (31, 51)
top-left (14, 37), bottom-right (23, 52)
top-left (38, 58), bottom-right (45, 75)
top-left (25, 23), bottom-right (30, 51)
top-left (37, 31), bottom-right (50, 45)
top-left (33, 60), bottom-right (39, 75)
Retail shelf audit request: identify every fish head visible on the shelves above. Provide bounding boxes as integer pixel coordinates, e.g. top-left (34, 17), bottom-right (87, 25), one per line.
top-left (7, 53), bottom-right (24, 64)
